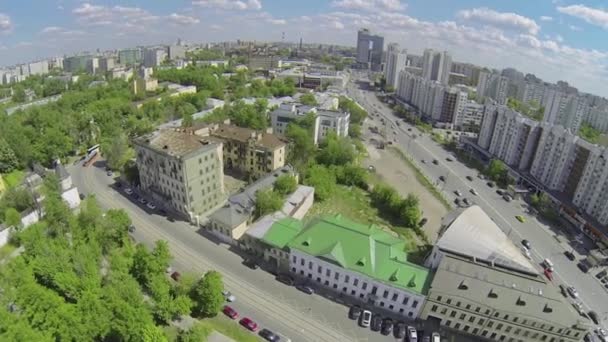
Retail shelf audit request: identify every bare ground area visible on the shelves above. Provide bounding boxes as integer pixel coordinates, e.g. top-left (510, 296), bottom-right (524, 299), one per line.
top-left (362, 142), bottom-right (448, 243)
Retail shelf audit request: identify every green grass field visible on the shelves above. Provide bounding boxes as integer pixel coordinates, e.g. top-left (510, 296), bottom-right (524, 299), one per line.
top-left (2, 170), bottom-right (25, 188)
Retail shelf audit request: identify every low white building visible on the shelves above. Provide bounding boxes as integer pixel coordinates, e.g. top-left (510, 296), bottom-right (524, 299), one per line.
top-left (270, 104), bottom-right (350, 144)
top-left (261, 215), bottom-right (431, 319)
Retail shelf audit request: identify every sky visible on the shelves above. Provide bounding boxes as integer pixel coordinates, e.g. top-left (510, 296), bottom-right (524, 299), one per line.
top-left (1, 0), bottom-right (608, 96)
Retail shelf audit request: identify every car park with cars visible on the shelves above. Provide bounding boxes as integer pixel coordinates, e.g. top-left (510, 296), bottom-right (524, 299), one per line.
top-left (223, 305), bottom-right (238, 319)
top-left (360, 310), bottom-right (372, 328)
top-left (348, 305), bottom-right (362, 320)
top-left (239, 317), bottom-right (259, 332)
top-left (259, 328), bottom-right (280, 341)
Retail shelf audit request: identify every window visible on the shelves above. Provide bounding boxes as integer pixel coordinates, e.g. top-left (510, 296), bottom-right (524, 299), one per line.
top-left (353, 279), bottom-right (359, 286)
top-left (466, 304), bottom-right (471, 310)
top-left (371, 286), bottom-right (377, 295)
top-left (460, 313), bottom-right (466, 320)
top-left (431, 305), bottom-right (438, 312)
top-left (450, 311), bottom-right (456, 318)
top-left (454, 323), bottom-right (461, 330)
top-left (345, 275), bottom-right (350, 283)
top-left (334, 272), bottom-right (339, 280)
top-left (464, 325), bottom-right (470, 332)
top-left (478, 319), bottom-right (485, 325)
top-left (412, 300), bottom-right (418, 308)
top-left (317, 266), bottom-right (322, 273)
top-left (402, 297), bottom-right (409, 305)
top-left (437, 295), bottom-right (443, 301)
top-left (308, 262), bottom-right (312, 270)
top-left (497, 323), bottom-right (503, 330)
top-left (505, 326), bottom-right (512, 333)
top-left (383, 290), bottom-right (389, 299)
top-left (487, 322), bottom-right (494, 328)
top-left (326, 269), bottom-right (330, 277)
top-left (468, 316), bottom-right (475, 323)
top-left (504, 314), bottom-right (509, 320)
top-left (362, 282), bottom-right (367, 290)
top-left (351, 290), bottom-right (355, 295)
top-left (472, 328), bottom-right (479, 335)
top-left (447, 298), bottom-right (452, 305)
top-left (292, 256), bottom-right (296, 263)
top-left (445, 320), bottom-right (452, 327)
top-left (482, 330), bottom-right (488, 337)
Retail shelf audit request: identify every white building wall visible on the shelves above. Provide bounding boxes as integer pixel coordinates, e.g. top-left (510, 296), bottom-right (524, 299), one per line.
top-left (530, 124), bottom-right (578, 191)
top-left (290, 250), bottom-right (426, 318)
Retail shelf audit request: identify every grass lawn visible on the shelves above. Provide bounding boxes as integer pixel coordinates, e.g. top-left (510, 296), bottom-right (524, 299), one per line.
top-left (305, 183), bottom-right (421, 251)
top-left (164, 316), bottom-right (259, 342)
top-left (2, 170), bottom-right (25, 188)
top-left (0, 244), bottom-right (17, 261)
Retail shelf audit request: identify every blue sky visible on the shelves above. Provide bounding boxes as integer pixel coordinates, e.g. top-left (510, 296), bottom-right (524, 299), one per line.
top-left (1, 0), bottom-right (608, 96)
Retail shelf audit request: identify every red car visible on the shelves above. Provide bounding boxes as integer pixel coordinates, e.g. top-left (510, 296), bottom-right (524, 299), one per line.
top-left (239, 317), bottom-right (259, 332)
top-left (544, 268), bottom-right (553, 281)
top-left (223, 305), bottom-right (238, 319)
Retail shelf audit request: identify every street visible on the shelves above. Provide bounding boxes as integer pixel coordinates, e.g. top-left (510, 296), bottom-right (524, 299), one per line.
top-left (346, 74), bottom-right (608, 327)
top-left (69, 162), bottom-right (402, 342)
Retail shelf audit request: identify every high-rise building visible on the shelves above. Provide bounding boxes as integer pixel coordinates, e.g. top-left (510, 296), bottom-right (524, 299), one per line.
top-left (143, 48), bottom-right (167, 68)
top-left (477, 71), bottom-right (509, 105)
top-left (529, 124), bottom-right (579, 191)
top-left (421, 49), bottom-right (451, 85)
top-left (168, 45), bottom-right (186, 60)
top-left (439, 88), bottom-right (467, 124)
top-left (356, 28), bottom-right (384, 71)
top-left (118, 48), bottom-right (142, 66)
top-left (572, 144), bottom-right (608, 224)
top-left (454, 101), bottom-right (484, 132)
top-left (63, 56), bottom-right (91, 73)
top-left (98, 57), bottom-right (116, 73)
top-left (384, 43), bottom-right (407, 90)
top-left (543, 90), bottom-right (589, 131)
top-left (27, 60), bottom-right (49, 76)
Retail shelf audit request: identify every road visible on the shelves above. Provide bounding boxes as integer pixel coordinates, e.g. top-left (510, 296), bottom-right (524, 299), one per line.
top-left (346, 74), bottom-right (608, 326)
top-left (69, 162), bottom-right (401, 342)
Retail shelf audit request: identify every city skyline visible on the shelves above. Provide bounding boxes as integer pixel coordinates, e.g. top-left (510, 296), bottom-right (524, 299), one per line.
top-left (1, 0), bottom-right (608, 96)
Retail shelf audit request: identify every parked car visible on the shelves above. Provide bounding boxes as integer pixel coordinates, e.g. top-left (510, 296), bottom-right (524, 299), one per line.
top-left (578, 262), bottom-right (590, 273)
top-left (588, 311), bottom-right (600, 325)
top-left (243, 259), bottom-right (259, 270)
top-left (487, 181), bottom-right (495, 188)
top-left (128, 224), bottom-right (135, 233)
top-left (454, 198), bottom-right (461, 206)
top-left (559, 284), bottom-right (568, 297)
top-left (521, 239), bottom-right (532, 249)
top-left (138, 197), bottom-right (147, 205)
top-left (380, 318), bottom-right (393, 336)
top-left (222, 290), bottom-right (236, 302)
top-left (360, 310), bottom-right (372, 327)
top-left (544, 258), bottom-right (554, 272)
top-left (125, 188), bottom-right (133, 195)
top-left (223, 305), bottom-right (238, 319)
top-left (407, 326), bottom-right (418, 342)
top-left (466, 175), bottom-right (473, 181)
top-left (239, 317), bottom-right (259, 332)
top-left (432, 159), bottom-right (438, 165)
top-left (431, 332), bottom-right (441, 342)
top-left (146, 202), bottom-right (156, 210)
top-left (394, 322), bottom-right (407, 339)
top-left (106, 170), bottom-right (113, 176)
top-left (521, 247), bottom-right (531, 259)
top-left (446, 157), bottom-right (453, 162)
top-left (454, 190), bottom-right (462, 197)
top-left (295, 284), bottom-right (314, 294)
top-left (470, 188), bottom-right (478, 195)
top-left (170, 271), bottom-right (181, 281)
top-left (462, 198), bottom-right (471, 206)
top-left (564, 250), bottom-right (576, 261)
top-left (439, 176), bottom-right (445, 182)
top-left (567, 286), bottom-right (579, 298)
top-left (516, 215), bottom-right (526, 223)
top-left (419, 218), bottom-right (428, 227)
top-left (259, 328), bottom-right (279, 342)
top-left (276, 274), bottom-right (294, 286)
top-left (349, 305), bottom-right (362, 320)
top-left (503, 194), bottom-right (512, 202)
top-left (573, 302), bottom-right (585, 315)
top-left (370, 314), bottom-right (383, 332)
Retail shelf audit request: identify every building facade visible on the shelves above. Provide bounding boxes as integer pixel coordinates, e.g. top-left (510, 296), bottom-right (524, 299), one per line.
top-left (356, 28), bottom-right (384, 71)
top-left (384, 43), bottom-right (407, 90)
top-left (422, 49), bottom-right (452, 85)
top-left (133, 129), bottom-right (225, 222)
top-left (477, 71), bottom-right (509, 105)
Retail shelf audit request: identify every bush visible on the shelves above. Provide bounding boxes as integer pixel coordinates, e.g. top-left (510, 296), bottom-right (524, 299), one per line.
top-left (274, 175), bottom-right (297, 196)
top-left (304, 164), bottom-right (336, 201)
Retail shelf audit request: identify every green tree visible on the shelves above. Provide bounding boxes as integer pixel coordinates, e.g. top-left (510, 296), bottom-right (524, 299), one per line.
top-left (285, 123), bottom-right (315, 167)
top-left (317, 133), bottom-right (355, 166)
top-left (334, 164), bottom-right (368, 189)
top-left (300, 93), bottom-right (318, 106)
top-left (12, 86), bottom-right (26, 103)
top-left (399, 194), bottom-right (421, 228)
top-left (178, 322), bottom-right (212, 342)
top-left (102, 133), bottom-right (133, 171)
top-left (0, 137), bottom-right (19, 173)
top-left (579, 123), bottom-right (601, 144)
top-left (274, 175), bottom-right (297, 196)
top-left (255, 188), bottom-right (283, 218)
top-left (304, 164), bottom-right (336, 201)
top-left (486, 159), bottom-right (508, 183)
top-left (191, 271), bottom-right (224, 317)
top-left (4, 207), bottom-right (21, 228)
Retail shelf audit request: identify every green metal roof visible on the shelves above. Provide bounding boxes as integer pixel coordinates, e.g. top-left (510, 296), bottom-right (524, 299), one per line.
top-left (287, 215), bottom-right (431, 294)
top-left (262, 217), bottom-right (304, 249)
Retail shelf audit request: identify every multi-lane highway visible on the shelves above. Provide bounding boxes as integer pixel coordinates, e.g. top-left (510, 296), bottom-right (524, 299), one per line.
top-left (346, 74), bottom-right (608, 327)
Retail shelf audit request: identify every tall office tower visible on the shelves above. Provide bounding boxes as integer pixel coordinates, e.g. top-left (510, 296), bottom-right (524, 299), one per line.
top-left (384, 43), bottom-right (407, 90)
top-left (356, 28), bottom-right (384, 71)
top-left (477, 71), bottom-right (509, 105)
top-left (422, 49), bottom-right (451, 85)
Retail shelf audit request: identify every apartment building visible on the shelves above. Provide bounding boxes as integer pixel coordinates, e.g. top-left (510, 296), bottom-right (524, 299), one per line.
top-left (454, 101), bottom-right (484, 132)
top-left (133, 129), bottom-right (225, 222)
top-left (529, 124), bottom-right (579, 192)
top-left (285, 215), bottom-right (430, 318)
top-left (384, 43), bottom-right (407, 90)
top-left (477, 71), bottom-right (509, 105)
top-left (270, 104), bottom-right (350, 144)
top-left (422, 206), bottom-right (591, 342)
top-left (118, 48), bottom-right (142, 66)
top-left (422, 49), bottom-right (452, 85)
top-left (571, 144), bottom-right (608, 224)
top-left (543, 90), bottom-right (589, 132)
top-left (440, 88), bottom-right (467, 124)
top-left (143, 47), bottom-right (167, 68)
top-left (193, 123), bottom-right (287, 180)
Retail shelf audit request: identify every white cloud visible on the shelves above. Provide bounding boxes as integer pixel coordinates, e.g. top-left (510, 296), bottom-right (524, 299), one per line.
top-left (168, 13), bottom-right (200, 26)
top-left (540, 16), bottom-right (553, 22)
top-left (457, 7), bottom-right (540, 35)
top-left (266, 18), bottom-right (286, 25)
top-left (331, 0), bottom-right (405, 12)
top-left (192, 0), bottom-right (262, 11)
top-left (40, 26), bottom-right (62, 34)
top-left (0, 13), bottom-right (13, 34)
top-left (39, 26), bottom-right (86, 36)
top-left (15, 41), bottom-right (33, 48)
top-left (569, 24), bottom-right (583, 31)
top-left (210, 24), bottom-right (222, 30)
top-left (555, 34), bottom-right (564, 42)
top-left (557, 4), bottom-right (608, 29)
top-left (72, 3), bottom-right (160, 28)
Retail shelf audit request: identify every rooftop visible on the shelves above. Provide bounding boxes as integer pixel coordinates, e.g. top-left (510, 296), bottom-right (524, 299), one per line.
top-left (208, 165), bottom-right (295, 229)
top-left (261, 217), bottom-right (304, 249)
top-left (438, 205), bottom-right (536, 273)
top-left (211, 124), bottom-right (286, 150)
top-left (287, 215), bottom-right (431, 294)
top-left (430, 253), bottom-right (589, 330)
top-left (134, 129), bottom-right (219, 158)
